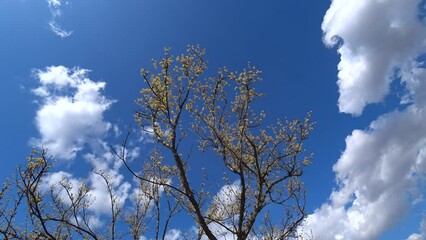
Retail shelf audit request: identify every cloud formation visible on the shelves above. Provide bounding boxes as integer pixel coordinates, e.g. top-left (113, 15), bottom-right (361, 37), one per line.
top-left (305, 104), bottom-right (426, 239)
top-left (322, 0), bottom-right (426, 115)
top-left (32, 66), bottom-right (114, 160)
top-left (47, 0), bottom-right (73, 38)
top-left (85, 152), bottom-right (131, 215)
top-left (202, 181), bottom-right (241, 240)
top-left (164, 229), bottom-right (183, 240)
top-left (305, 0), bottom-right (426, 239)
top-left (30, 65), bottom-right (150, 228)
top-left (40, 152), bottom-right (132, 218)
top-left (407, 219), bottom-right (426, 240)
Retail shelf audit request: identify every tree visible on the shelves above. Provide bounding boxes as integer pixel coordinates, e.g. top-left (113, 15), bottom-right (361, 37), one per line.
top-left (0, 46), bottom-right (314, 240)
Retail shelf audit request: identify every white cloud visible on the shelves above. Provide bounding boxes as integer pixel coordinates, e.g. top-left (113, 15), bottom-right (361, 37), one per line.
top-left (47, 0), bottom-right (73, 38)
top-left (304, 0), bottom-right (426, 239)
top-left (33, 65), bottom-right (81, 89)
top-left (31, 66), bottom-right (114, 160)
top-left (322, 0), bottom-right (426, 115)
top-left (304, 105), bottom-right (426, 239)
top-left (30, 65), bottom-right (147, 223)
top-left (400, 61), bottom-right (426, 106)
top-left (84, 153), bottom-right (131, 215)
top-left (408, 234), bottom-right (424, 240)
top-left (49, 21), bottom-right (73, 38)
top-left (47, 0), bottom-right (61, 8)
top-left (41, 151), bottom-right (131, 217)
top-left (138, 126), bottom-right (155, 144)
top-left (202, 223), bottom-right (237, 240)
top-left (40, 171), bottom-right (103, 229)
top-left (164, 229), bottom-right (183, 240)
top-left (113, 124), bottom-right (122, 138)
top-left (87, 170), bottom-right (131, 215)
top-left (40, 170), bottom-right (84, 204)
top-left (210, 181), bottom-right (241, 220)
top-left (199, 181), bottom-right (241, 240)
top-left (407, 219), bottom-right (426, 240)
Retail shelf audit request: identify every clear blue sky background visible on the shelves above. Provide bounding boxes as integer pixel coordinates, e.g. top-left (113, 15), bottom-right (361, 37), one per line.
top-left (1, 1), bottom-right (425, 239)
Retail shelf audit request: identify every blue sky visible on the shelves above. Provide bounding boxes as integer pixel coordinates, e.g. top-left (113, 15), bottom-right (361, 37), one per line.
top-left (1, 0), bottom-right (426, 239)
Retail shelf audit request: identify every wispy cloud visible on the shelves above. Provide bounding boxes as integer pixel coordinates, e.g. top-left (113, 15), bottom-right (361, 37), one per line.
top-left (304, 0), bottom-right (426, 239)
top-left (47, 0), bottom-right (73, 38)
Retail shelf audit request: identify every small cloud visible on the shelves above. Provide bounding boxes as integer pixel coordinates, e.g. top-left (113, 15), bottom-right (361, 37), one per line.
top-left (113, 124), bottom-right (122, 138)
top-left (138, 126), bottom-right (155, 144)
top-left (49, 21), bottom-right (73, 38)
top-left (407, 218), bottom-right (426, 240)
top-left (47, 0), bottom-right (73, 38)
top-left (31, 87), bottom-right (50, 97)
top-left (164, 229), bottom-right (183, 240)
top-left (47, 0), bottom-right (61, 8)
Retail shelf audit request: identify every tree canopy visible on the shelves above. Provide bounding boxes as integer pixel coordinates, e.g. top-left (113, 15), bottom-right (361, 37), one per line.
top-left (0, 46), bottom-right (314, 240)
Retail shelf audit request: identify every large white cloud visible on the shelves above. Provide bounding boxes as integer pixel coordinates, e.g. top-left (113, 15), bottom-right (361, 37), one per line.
top-left (30, 65), bottom-right (153, 231)
top-left (305, 104), bottom-right (426, 239)
top-left (322, 0), bottom-right (426, 115)
top-left (304, 0), bottom-right (426, 239)
top-left (32, 65), bottom-right (131, 216)
top-left (32, 66), bottom-right (114, 160)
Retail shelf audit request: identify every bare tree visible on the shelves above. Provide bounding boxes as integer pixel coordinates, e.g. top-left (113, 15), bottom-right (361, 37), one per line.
top-left (134, 45), bottom-right (314, 239)
top-left (0, 46), bottom-right (314, 240)
top-left (0, 148), bottom-right (101, 239)
top-left (0, 147), bottom-right (178, 240)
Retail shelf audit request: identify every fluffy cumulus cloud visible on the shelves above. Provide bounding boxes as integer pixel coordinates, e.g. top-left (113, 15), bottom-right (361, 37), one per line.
top-left (31, 65), bottom-right (148, 225)
top-left (305, 105), bottom-right (426, 239)
top-left (304, 0), bottom-right (426, 239)
top-left (31, 66), bottom-right (114, 160)
top-left (322, 0), bottom-right (426, 115)
top-left (47, 0), bottom-right (73, 38)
